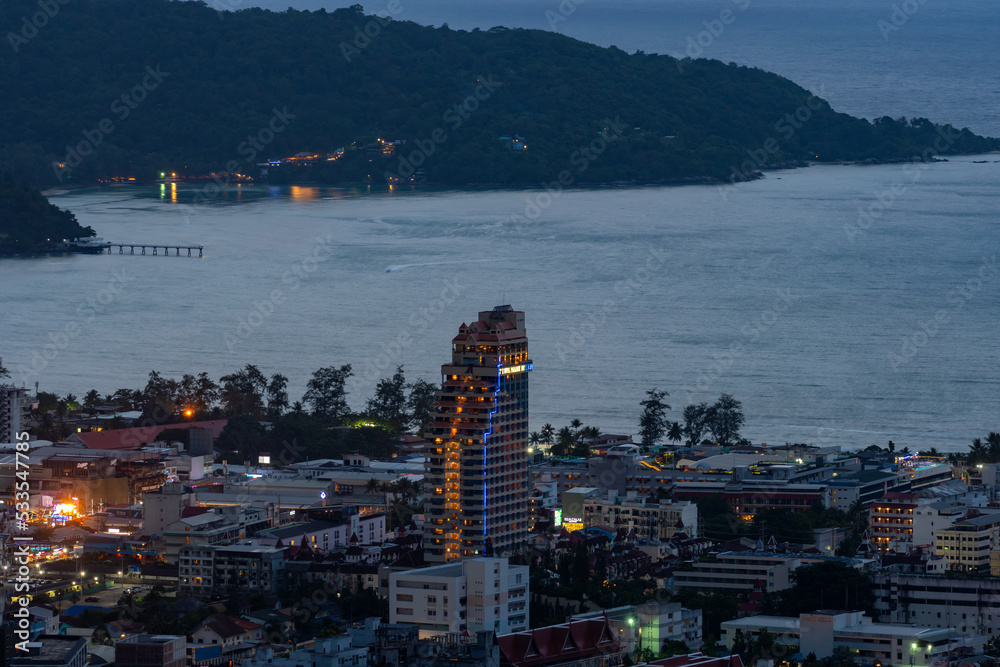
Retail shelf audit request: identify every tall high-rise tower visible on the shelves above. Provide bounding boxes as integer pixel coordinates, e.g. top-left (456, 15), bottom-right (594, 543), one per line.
top-left (423, 306), bottom-right (532, 563)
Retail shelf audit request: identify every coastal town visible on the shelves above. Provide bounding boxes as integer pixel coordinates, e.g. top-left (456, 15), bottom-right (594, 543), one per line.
top-left (3, 306), bottom-right (1000, 667)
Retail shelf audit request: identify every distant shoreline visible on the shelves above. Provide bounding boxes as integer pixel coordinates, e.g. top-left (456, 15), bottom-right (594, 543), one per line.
top-left (41, 151), bottom-right (1000, 198)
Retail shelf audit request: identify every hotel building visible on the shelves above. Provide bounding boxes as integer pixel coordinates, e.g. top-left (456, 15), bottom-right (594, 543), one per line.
top-left (423, 306), bottom-right (531, 562)
top-left (0, 385), bottom-right (29, 444)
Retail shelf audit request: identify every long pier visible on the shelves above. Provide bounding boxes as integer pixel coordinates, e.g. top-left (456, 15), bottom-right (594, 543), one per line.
top-left (102, 243), bottom-right (204, 257)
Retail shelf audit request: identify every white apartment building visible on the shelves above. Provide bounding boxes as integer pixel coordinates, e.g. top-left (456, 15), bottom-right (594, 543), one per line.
top-left (162, 505), bottom-right (277, 563)
top-left (934, 511), bottom-right (1000, 572)
top-left (0, 386), bottom-right (29, 444)
top-left (389, 557), bottom-right (528, 637)
top-left (872, 573), bottom-right (1000, 636)
top-left (260, 514), bottom-right (386, 550)
top-left (672, 552), bottom-right (802, 593)
top-left (582, 495), bottom-right (699, 540)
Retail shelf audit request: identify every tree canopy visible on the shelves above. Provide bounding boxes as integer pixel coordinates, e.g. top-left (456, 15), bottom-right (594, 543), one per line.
top-left (0, 173), bottom-right (94, 249)
top-left (0, 0), bottom-right (995, 188)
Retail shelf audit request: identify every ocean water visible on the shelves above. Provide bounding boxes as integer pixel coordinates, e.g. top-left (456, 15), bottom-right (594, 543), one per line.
top-left (1, 0), bottom-right (998, 451)
top-left (2, 155), bottom-right (998, 451)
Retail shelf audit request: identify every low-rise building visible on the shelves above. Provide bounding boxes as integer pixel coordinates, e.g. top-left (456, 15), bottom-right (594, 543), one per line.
top-left (722, 611), bottom-right (983, 667)
top-left (10, 636), bottom-right (87, 667)
top-left (178, 543), bottom-right (285, 596)
top-left (389, 557), bottom-right (528, 636)
top-left (116, 634), bottom-right (187, 667)
top-left (497, 618), bottom-right (625, 667)
top-left (259, 512), bottom-right (386, 550)
top-left (872, 572), bottom-right (1000, 635)
top-left (574, 602), bottom-right (702, 654)
top-left (869, 492), bottom-right (918, 553)
top-left (242, 636), bottom-right (367, 667)
top-left (934, 511), bottom-right (1000, 572)
top-left (582, 495), bottom-right (698, 540)
top-left (163, 504), bottom-right (277, 562)
top-left (672, 551), bottom-right (805, 593)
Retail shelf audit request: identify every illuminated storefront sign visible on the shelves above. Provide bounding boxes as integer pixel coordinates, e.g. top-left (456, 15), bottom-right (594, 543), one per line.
top-left (498, 363), bottom-right (533, 375)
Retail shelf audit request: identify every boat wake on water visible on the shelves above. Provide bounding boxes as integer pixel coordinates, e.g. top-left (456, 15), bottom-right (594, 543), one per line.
top-left (384, 259), bottom-right (480, 273)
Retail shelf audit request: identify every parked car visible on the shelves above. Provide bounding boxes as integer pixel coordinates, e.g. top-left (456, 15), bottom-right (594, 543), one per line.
top-left (84, 597), bottom-right (100, 602)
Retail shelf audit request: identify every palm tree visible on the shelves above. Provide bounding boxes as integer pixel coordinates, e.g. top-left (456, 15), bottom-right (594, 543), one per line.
top-left (969, 438), bottom-right (988, 464)
top-left (987, 432), bottom-right (1000, 462)
top-left (379, 482), bottom-right (394, 515)
top-left (396, 477), bottom-right (415, 505)
top-left (541, 423), bottom-right (555, 446)
top-left (529, 431), bottom-right (542, 450)
top-left (83, 389), bottom-right (102, 411)
top-left (365, 477), bottom-right (381, 502)
top-left (667, 421), bottom-right (683, 444)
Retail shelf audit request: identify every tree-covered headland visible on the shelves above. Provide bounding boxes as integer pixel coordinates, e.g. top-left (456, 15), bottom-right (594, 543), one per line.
top-left (0, 0), bottom-right (996, 188)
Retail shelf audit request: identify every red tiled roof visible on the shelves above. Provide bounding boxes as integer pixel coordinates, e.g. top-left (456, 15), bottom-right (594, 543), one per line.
top-left (651, 654), bottom-right (746, 667)
top-left (498, 618), bottom-right (623, 667)
top-left (233, 618), bottom-right (263, 631)
top-left (73, 419), bottom-right (229, 450)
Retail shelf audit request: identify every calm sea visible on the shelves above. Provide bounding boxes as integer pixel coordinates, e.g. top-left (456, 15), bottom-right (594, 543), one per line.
top-left (1, 0), bottom-right (997, 451)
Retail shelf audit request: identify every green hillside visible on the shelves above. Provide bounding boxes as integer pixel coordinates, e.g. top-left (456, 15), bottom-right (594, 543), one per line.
top-left (0, 174), bottom-right (95, 250)
top-left (0, 0), bottom-right (995, 187)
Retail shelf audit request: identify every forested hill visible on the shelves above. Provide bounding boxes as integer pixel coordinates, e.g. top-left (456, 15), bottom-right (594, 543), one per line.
top-left (1, 0), bottom-right (996, 187)
top-left (0, 174), bottom-right (95, 249)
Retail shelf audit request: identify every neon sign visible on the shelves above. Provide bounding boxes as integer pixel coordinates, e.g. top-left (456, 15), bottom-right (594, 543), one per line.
top-left (498, 363), bottom-right (533, 375)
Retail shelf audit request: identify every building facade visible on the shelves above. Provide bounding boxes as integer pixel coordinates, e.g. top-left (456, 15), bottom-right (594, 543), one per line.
top-left (871, 573), bottom-right (1000, 636)
top-left (0, 386), bottom-right (29, 444)
top-left (672, 552), bottom-right (804, 593)
top-left (388, 557), bottom-right (529, 636)
top-left (869, 493), bottom-right (918, 553)
top-left (582, 496), bottom-right (699, 540)
top-left (934, 511), bottom-right (1000, 572)
top-left (115, 634), bottom-right (187, 667)
top-left (575, 602), bottom-right (703, 655)
top-left (424, 306), bottom-right (531, 562)
top-left (178, 543), bottom-right (285, 596)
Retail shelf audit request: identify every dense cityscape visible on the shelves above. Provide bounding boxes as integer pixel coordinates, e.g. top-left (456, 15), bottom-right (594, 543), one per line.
top-left (3, 305), bottom-right (1000, 667)
top-left (1, 0), bottom-right (998, 665)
